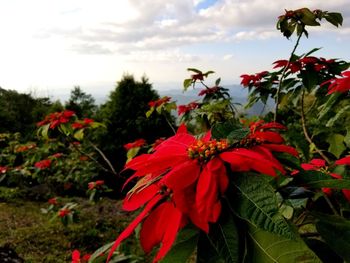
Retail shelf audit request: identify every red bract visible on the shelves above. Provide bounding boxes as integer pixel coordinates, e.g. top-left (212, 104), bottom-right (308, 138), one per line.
top-left (0, 166), bottom-right (8, 174)
top-left (34, 159), bottom-right (52, 170)
top-left (108, 124), bottom-right (296, 262)
top-left (58, 208), bottom-right (71, 218)
top-left (321, 71), bottom-right (350, 94)
top-left (15, 144), bottom-right (36, 153)
top-left (191, 73), bottom-right (204, 81)
top-left (124, 139), bottom-right (146, 150)
top-left (88, 180), bottom-right (105, 190)
top-left (273, 60), bottom-right (301, 73)
top-left (37, 110), bottom-right (75, 129)
top-left (198, 86), bottom-right (220, 96)
top-left (240, 71), bottom-right (269, 87)
top-left (72, 118), bottom-right (94, 129)
top-left (71, 250), bottom-right (91, 263)
top-left (177, 102), bottom-right (199, 115)
top-left (148, 96), bottom-right (171, 108)
top-left (51, 153), bottom-right (63, 158)
top-left (301, 158), bottom-right (350, 203)
top-left (48, 197), bottom-right (58, 205)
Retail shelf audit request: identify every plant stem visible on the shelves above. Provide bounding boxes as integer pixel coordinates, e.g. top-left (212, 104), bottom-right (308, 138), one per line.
top-left (89, 141), bottom-right (117, 175)
top-left (274, 30), bottom-right (303, 121)
top-left (164, 115), bottom-right (176, 134)
top-left (300, 89), bottom-right (331, 164)
top-left (322, 192), bottom-right (339, 216)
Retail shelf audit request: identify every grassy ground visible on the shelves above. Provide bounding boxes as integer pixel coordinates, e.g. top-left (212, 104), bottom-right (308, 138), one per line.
top-left (0, 187), bottom-right (141, 263)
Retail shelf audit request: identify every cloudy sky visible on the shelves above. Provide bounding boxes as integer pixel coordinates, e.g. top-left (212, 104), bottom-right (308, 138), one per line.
top-left (0, 0), bottom-right (349, 100)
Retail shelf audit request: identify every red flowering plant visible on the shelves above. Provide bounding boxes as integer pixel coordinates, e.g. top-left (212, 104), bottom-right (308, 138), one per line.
top-left (87, 180), bottom-right (111, 202)
top-left (85, 8), bottom-right (350, 263)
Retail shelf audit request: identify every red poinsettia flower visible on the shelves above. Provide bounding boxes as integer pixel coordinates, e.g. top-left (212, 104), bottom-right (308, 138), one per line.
top-left (191, 73), bottom-right (204, 81)
top-left (0, 166), bottom-right (8, 174)
top-left (34, 159), bottom-right (52, 170)
top-left (71, 250), bottom-right (91, 263)
top-left (72, 118), bottom-right (94, 129)
top-left (124, 139), bottom-right (146, 150)
top-left (321, 71), bottom-right (350, 94)
top-left (37, 110), bottom-right (75, 129)
top-left (88, 180), bottom-right (105, 190)
top-left (177, 102), bottom-right (199, 115)
top-left (148, 96), bottom-right (171, 108)
top-left (240, 71), bottom-right (269, 87)
top-left (108, 123), bottom-right (297, 262)
top-left (48, 197), bottom-right (58, 205)
top-left (300, 158), bottom-right (350, 202)
top-left (198, 86), bottom-right (220, 96)
top-left (58, 208), bottom-right (71, 218)
top-left (51, 153), bottom-right (63, 159)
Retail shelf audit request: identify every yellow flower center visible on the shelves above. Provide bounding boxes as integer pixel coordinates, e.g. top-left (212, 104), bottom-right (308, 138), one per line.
top-left (187, 139), bottom-right (228, 161)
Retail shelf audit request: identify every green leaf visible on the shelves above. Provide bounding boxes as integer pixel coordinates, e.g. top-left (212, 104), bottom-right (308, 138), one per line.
top-left (211, 120), bottom-right (241, 140)
top-left (246, 224), bottom-right (321, 263)
top-left (233, 174), bottom-right (295, 239)
top-left (187, 68), bottom-right (202, 74)
top-left (215, 78), bottom-right (221, 86)
top-left (326, 105), bottom-right (350, 127)
top-left (227, 128), bottom-right (250, 143)
top-left (161, 228), bottom-right (198, 263)
top-left (73, 129), bottom-right (84, 141)
top-left (145, 107), bottom-right (154, 118)
top-left (300, 8), bottom-right (320, 26)
top-left (324, 12), bottom-right (343, 27)
top-left (38, 124), bottom-right (50, 140)
top-left (304, 179), bottom-right (350, 189)
top-left (344, 128), bottom-right (350, 148)
top-left (318, 92), bottom-right (341, 120)
top-left (315, 213), bottom-right (350, 261)
top-left (326, 133), bottom-right (345, 158)
top-left (126, 147), bottom-right (141, 161)
top-left (183, 78), bottom-right (193, 91)
top-left (197, 214), bottom-right (239, 263)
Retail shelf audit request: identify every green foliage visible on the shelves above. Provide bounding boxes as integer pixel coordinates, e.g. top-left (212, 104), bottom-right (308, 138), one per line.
top-left (245, 224), bottom-right (321, 262)
top-left (65, 86), bottom-right (97, 118)
top-left (233, 174), bottom-right (295, 239)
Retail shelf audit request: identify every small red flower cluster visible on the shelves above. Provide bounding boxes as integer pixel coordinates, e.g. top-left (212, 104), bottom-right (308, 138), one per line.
top-left (177, 102), bottom-right (199, 115)
top-left (72, 249), bottom-right (91, 263)
top-left (321, 71), bottom-right (350, 94)
top-left (124, 139), bottom-right (146, 150)
top-left (198, 86), bottom-right (220, 96)
top-left (37, 110), bottom-right (75, 129)
top-left (300, 158), bottom-right (350, 202)
top-left (58, 208), bottom-right (71, 218)
top-left (108, 122), bottom-right (297, 262)
top-left (273, 56), bottom-right (335, 73)
top-left (72, 118), bottom-right (94, 129)
top-left (240, 71), bottom-right (269, 87)
top-left (148, 96), bottom-right (171, 108)
top-left (15, 143), bottom-right (36, 153)
top-left (191, 73), bottom-right (204, 81)
top-left (48, 197), bottom-right (58, 205)
top-left (34, 159), bottom-right (52, 170)
top-left (88, 180), bottom-right (105, 190)
top-left (0, 166), bottom-right (8, 174)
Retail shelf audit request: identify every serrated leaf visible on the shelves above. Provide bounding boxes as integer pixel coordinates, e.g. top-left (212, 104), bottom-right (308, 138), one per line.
top-left (233, 175), bottom-right (295, 239)
top-left (197, 214), bottom-right (239, 263)
top-left (326, 133), bottom-right (345, 158)
top-left (315, 213), bottom-right (350, 262)
top-left (161, 228), bottom-right (198, 263)
top-left (246, 224), bottom-right (321, 263)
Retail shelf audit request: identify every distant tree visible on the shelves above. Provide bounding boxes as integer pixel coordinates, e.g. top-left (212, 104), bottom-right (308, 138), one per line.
top-left (0, 88), bottom-right (52, 137)
top-left (97, 75), bottom-right (174, 173)
top-left (65, 86), bottom-right (97, 118)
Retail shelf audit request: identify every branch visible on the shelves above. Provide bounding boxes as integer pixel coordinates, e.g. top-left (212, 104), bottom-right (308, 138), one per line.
top-left (89, 141), bottom-right (117, 175)
top-left (300, 89), bottom-right (331, 164)
top-left (274, 29), bottom-right (304, 121)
